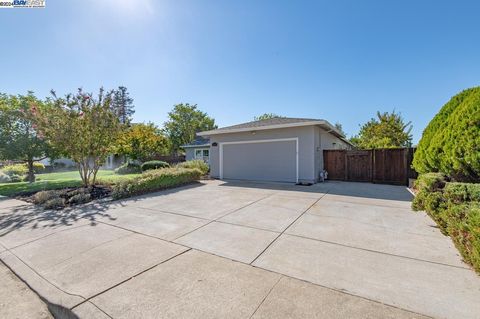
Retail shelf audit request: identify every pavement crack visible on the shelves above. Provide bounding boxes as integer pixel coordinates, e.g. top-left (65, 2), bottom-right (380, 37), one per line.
top-left (249, 275), bottom-right (283, 318)
top-left (249, 190), bottom-right (330, 265)
top-left (71, 248), bottom-right (192, 310)
top-left (172, 192), bottom-right (277, 242)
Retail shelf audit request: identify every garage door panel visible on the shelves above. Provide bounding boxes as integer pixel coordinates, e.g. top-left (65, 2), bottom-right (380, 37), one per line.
top-left (222, 140), bottom-right (297, 183)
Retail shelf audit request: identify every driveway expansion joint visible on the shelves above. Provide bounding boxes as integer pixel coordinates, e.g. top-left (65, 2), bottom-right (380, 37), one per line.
top-left (284, 233), bottom-right (470, 270)
top-left (249, 190), bottom-right (330, 265)
top-left (172, 192), bottom-right (278, 242)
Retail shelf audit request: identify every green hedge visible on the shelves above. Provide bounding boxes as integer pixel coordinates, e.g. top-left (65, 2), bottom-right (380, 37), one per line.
top-left (114, 162), bottom-right (142, 175)
top-left (413, 174), bottom-right (480, 272)
top-left (176, 160), bottom-right (209, 175)
top-left (141, 160), bottom-right (170, 172)
top-left (413, 87), bottom-right (480, 181)
top-left (112, 167), bottom-right (202, 199)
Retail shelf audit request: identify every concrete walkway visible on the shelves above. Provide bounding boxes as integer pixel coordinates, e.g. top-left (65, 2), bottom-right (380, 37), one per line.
top-left (0, 261), bottom-right (52, 319)
top-left (0, 181), bottom-right (479, 318)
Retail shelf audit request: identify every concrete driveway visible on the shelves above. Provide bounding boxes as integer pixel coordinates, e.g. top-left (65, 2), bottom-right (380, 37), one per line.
top-left (0, 180), bottom-right (479, 318)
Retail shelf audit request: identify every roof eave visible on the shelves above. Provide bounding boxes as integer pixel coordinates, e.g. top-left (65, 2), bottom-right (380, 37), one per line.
top-left (198, 120), bottom-right (328, 136)
top-left (181, 144), bottom-right (210, 148)
top-left (198, 119), bottom-right (354, 147)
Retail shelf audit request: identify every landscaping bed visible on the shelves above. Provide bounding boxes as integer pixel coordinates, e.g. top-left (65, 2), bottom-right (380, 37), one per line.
top-left (412, 173), bottom-right (480, 273)
top-left (0, 163), bottom-right (207, 209)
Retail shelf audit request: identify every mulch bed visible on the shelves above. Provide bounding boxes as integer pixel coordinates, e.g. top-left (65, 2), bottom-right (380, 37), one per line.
top-left (18, 185), bottom-right (112, 207)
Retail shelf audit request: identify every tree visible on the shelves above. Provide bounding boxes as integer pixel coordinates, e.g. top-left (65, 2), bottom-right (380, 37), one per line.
top-left (350, 111), bottom-right (412, 149)
top-left (334, 122), bottom-right (346, 136)
top-left (111, 86), bottom-right (135, 124)
top-left (35, 88), bottom-right (122, 186)
top-left (115, 122), bottom-right (170, 162)
top-left (0, 92), bottom-right (54, 183)
top-left (413, 87), bottom-right (480, 181)
top-left (164, 103), bottom-right (216, 154)
top-left (254, 113), bottom-right (284, 121)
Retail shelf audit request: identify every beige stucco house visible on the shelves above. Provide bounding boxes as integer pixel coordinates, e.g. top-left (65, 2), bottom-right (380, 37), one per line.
top-left (190, 118), bottom-right (352, 184)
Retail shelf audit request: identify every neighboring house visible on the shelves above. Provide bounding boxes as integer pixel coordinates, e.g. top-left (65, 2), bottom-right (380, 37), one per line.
top-left (38, 157), bottom-right (76, 168)
top-left (182, 136), bottom-right (211, 164)
top-left (198, 117), bottom-right (353, 184)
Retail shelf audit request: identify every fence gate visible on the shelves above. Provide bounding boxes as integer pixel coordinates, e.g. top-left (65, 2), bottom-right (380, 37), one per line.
top-left (323, 148), bottom-right (415, 186)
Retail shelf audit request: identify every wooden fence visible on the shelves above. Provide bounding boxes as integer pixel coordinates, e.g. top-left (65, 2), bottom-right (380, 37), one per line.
top-left (323, 148), bottom-right (416, 186)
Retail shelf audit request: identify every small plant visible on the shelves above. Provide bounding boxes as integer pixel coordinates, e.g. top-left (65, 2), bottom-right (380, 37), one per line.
top-left (32, 162), bottom-right (46, 174)
top-left (141, 160), bottom-right (170, 172)
top-left (43, 197), bottom-right (66, 210)
top-left (9, 174), bottom-right (22, 183)
top-left (176, 160), bottom-right (209, 175)
top-left (34, 190), bottom-right (61, 204)
top-left (114, 162), bottom-right (142, 175)
top-left (68, 193), bottom-right (91, 205)
top-left (1, 164), bottom-right (28, 177)
top-left (0, 172), bottom-right (11, 183)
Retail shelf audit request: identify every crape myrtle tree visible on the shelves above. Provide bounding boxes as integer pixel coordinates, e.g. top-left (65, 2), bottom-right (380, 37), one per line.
top-left (115, 122), bottom-right (170, 162)
top-left (111, 86), bottom-right (135, 125)
top-left (35, 88), bottom-right (122, 186)
top-left (0, 92), bottom-right (54, 183)
top-left (350, 111), bottom-right (413, 149)
top-left (164, 103), bottom-right (216, 154)
top-left (413, 87), bottom-right (480, 181)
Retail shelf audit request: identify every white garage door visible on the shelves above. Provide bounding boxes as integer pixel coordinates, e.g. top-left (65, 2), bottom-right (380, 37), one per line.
top-left (220, 138), bottom-right (298, 183)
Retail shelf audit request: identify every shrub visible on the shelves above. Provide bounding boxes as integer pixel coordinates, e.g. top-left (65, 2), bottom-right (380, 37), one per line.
top-left (68, 193), bottom-right (91, 205)
top-left (176, 160), bottom-right (209, 175)
top-left (445, 203), bottom-right (480, 272)
top-left (112, 167), bottom-right (201, 199)
top-left (413, 87), bottom-right (480, 181)
top-left (141, 160), bottom-right (170, 172)
top-left (1, 164), bottom-right (28, 176)
top-left (32, 162), bottom-right (46, 174)
top-left (33, 190), bottom-right (61, 204)
top-left (412, 176), bottom-right (480, 272)
top-left (9, 174), bottom-right (22, 183)
top-left (114, 162), bottom-right (142, 175)
top-left (0, 172), bottom-right (11, 183)
top-left (43, 197), bottom-right (66, 210)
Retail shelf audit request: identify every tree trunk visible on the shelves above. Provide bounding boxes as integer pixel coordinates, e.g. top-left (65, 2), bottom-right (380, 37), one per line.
top-left (27, 159), bottom-right (35, 183)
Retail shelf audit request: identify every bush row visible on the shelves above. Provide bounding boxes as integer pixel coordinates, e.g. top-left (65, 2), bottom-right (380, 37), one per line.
top-left (412, 173), bottom-right (480, 272)
top-left (176, 160), bottom-right (209, 175)
top-left (112, 167), bottom-right (202, 199)
top-left (0, 162), bottom-right (46, 183)
top-left (114, 159), bottom-right (209, 176)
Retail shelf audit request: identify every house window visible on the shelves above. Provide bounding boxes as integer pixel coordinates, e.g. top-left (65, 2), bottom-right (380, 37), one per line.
top-left (194, 148), bottom-right (209, 163)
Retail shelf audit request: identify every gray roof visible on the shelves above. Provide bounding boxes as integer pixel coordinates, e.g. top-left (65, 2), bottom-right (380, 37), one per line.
top-left (198, 117), bottom-right (352, 146)
top-left (214, 117), bottom-right (320, 131)
top-left (181, 136), bottom-right (210, 148)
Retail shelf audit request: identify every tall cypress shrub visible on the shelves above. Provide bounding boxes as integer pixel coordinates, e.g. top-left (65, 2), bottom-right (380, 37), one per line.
top-left (413, 87), bottom-right (480, 181)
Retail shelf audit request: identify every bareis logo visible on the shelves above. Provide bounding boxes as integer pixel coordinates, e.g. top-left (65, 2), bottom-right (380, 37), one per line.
top-left (0, 0), bottom-right (45, 8)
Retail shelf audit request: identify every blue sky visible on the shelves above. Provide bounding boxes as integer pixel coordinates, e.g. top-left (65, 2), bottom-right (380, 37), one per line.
top-left (1, 0), bottom-right (479, 143)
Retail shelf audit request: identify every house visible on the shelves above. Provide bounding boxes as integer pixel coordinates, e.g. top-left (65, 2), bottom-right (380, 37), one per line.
top-left (197, 117), bottom-right (353, 184)
top-left (182, 136), bottom-right (211, 163)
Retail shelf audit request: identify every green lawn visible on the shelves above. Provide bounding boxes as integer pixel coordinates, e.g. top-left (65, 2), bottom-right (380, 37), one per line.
top-left (0, 170), bottom-right (140, 197)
